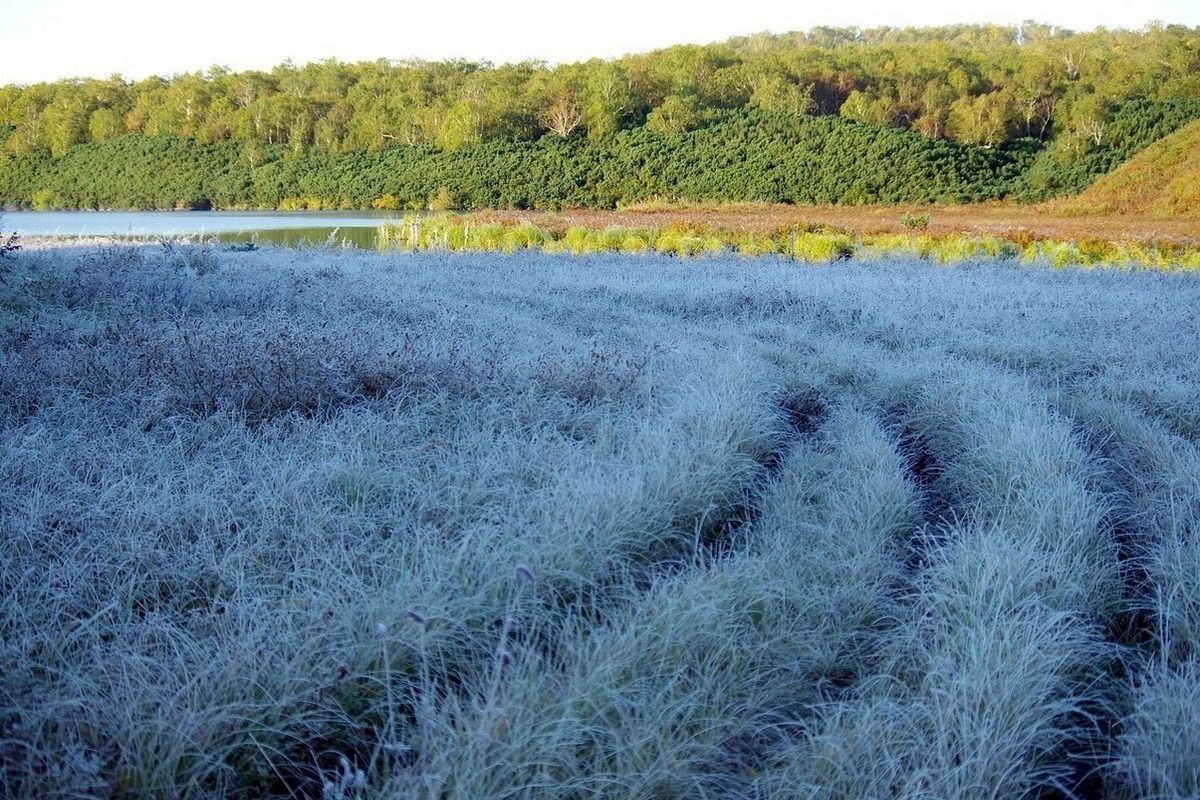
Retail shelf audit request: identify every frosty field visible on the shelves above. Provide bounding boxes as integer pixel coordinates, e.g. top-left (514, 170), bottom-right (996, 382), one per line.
top-left (2, 244), bottom-right (1199, 799)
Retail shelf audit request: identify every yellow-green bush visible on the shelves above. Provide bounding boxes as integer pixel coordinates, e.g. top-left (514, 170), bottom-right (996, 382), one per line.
top-left (733, 233), bottom-right (782, 258)
top-left (652, 230), bottom-right (727, 258)
top-left (792, 232), bottom-right (856, 262)
top-left (371, 194), bottom-right (402, 211)
top-left (428, 187), bottom-right (462, 212)
top-left (500, 222), bottom-right (548, 253)
top-left (31, 189), bottom-right (66, 211)
top-left (377, 216), bottom-right (1200, 270)
top-left (861, 234), bottom-right (933, 260)
top-left (279, 196), bottom-right (329, 211)
top-left (619, 233), bottom-right (651, 254)
top-left (925, 236), bottom-right (1018, 264)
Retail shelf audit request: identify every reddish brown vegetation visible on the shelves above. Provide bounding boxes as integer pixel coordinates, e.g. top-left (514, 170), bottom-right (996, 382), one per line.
top-left (462, 203), bottom-right (1200, 247)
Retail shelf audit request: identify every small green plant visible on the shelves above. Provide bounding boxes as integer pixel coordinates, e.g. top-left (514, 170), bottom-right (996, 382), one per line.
top-left (733, 233), bottom-right (782, 258)
top-left (901, 212), bottom-right (931, 230)
top-left (0, 216), bottom-right (19, 281)
top-left (618, 233), bottom-right (650, 254)
top-left (500, 222), bottom-right (547, 253)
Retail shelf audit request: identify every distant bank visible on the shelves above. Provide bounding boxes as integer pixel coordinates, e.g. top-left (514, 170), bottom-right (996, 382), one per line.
top-left (3, 101), bottom-right (1199, 215)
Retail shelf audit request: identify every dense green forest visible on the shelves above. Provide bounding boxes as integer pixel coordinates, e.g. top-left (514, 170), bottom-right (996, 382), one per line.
top-left (0, 112), bottom-right (1042, 210)
top-left (2, 23), bottom-right (1199, 210)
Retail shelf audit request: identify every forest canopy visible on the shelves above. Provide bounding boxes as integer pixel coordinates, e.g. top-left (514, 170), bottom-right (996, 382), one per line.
top-left (2, 23), bottom-right (1198, 210)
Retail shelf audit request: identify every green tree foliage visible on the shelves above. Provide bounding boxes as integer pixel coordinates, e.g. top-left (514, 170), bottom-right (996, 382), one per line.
top-left (2, 24), bottom-right (1197, 157)
top-left (748, 74), bottom-right (815, 115)
top-left (0, 24), bottom-right (1197, 209)
top-left (839, 90), bottom-right (892, 127)
top-left (645, 95), bottom-right (702, 135)
top-left (947, 91), bottom-right (1020, 147)
top-left (583, 62), bottom-right (634, 141)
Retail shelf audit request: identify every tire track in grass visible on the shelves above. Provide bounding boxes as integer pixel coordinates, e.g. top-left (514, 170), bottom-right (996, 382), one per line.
top-left (907, 368), bottom-right (1123, 799)
top-left (335, 356), bottom-right (792, 797)
top-left (676, 268), bottom-right (1160, 798)
top-left (752, 260), bottom-right (1192, 798)
top-left (764, 271), bottom-right (1196, 799)
top-left (385, 403), bottom-right (921, 797)
top-left (1057, 395), bottom-right (1200, 798)
top-left (755, 365), bottom-right (1124, 799)
top-left (933, 344), bottom-right (1200, 796)
top-left (1058, 396), bottom-right (1173, 653)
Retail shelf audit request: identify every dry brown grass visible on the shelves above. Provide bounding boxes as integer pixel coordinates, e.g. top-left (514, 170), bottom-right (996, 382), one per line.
top-left (1059, 120), bottom-right (1200, 220)
top-left (461, 202), bottom-right (1200, 247)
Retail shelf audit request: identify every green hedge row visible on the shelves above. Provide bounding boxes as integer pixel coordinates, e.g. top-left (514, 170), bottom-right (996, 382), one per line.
top-left (0, 111), bottom-right (1037, 211)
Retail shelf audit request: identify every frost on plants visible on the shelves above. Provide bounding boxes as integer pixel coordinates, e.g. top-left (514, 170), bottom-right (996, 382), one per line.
top-left (1, 244), bottom-right (1198, 798)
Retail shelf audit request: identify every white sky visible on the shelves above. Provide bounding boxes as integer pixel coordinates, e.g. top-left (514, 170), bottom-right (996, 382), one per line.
top-left (1, 0), bottom-right (1197, 85)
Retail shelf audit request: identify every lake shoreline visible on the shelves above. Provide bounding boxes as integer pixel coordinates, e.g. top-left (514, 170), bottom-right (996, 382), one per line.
top-left (8, 202), bottom-right (1197, 245)
top-left (9, 203), bottom-right (1200, 268)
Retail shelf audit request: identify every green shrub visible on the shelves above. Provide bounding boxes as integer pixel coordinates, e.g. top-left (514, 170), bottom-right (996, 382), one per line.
top-left (371, 194), bottom-right (402, 211)
top-left (618, 233), bottom-right (651, 254)
top-left (926, 236), bottom-right (1018, 264)
top-left (31, 188), bottom-right (64, 211)
top-left (733, 233), bottom-right (782, 257)
top-left (500, 222), bottom-right (547, 253)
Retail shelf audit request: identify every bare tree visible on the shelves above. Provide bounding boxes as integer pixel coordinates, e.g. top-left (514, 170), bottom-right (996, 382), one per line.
top-left (542, 92), bottom-right (584, 138)
top-left (1081, 116), bottom-right (1106, 146)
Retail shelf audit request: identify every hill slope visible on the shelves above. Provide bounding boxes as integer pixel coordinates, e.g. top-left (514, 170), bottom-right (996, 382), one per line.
top-left (1010, 100), bottom-right (1200, 201)
top-left (1064, 119), bottom-right (1200, 218)
top-left (0, 112), bottom-right (1035, 211)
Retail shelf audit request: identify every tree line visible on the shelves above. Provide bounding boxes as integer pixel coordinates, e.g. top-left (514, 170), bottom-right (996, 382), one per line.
top-left (2, 22), bottom-right (1198, 161)
top-left (5, 100), bottom-right (1199, 212)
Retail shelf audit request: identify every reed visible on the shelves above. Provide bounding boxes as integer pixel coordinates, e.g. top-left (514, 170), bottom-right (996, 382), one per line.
top-left (379, 215), bottom-right (1200, 270)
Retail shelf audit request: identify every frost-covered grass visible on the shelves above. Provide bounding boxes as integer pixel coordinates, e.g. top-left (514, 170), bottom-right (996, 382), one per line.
top-left (1, 243), bottom-right (1198, 799)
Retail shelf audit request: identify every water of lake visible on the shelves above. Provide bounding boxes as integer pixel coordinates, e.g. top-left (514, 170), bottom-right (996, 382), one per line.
top-left (2, 211), bottom-right (406, 249)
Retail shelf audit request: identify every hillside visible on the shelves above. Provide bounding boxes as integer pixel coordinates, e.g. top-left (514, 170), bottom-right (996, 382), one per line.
top-left (2, 24), bottom-right (1199, 211)
top-left (1010, 99), bottom-right (1200, 200)
top-left (1063, 119), bottom-right (1200, 218)
top-left (0, 112), bottom-right (1035, 211)
top-left (5, 24), bottom-right (1199, 159)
